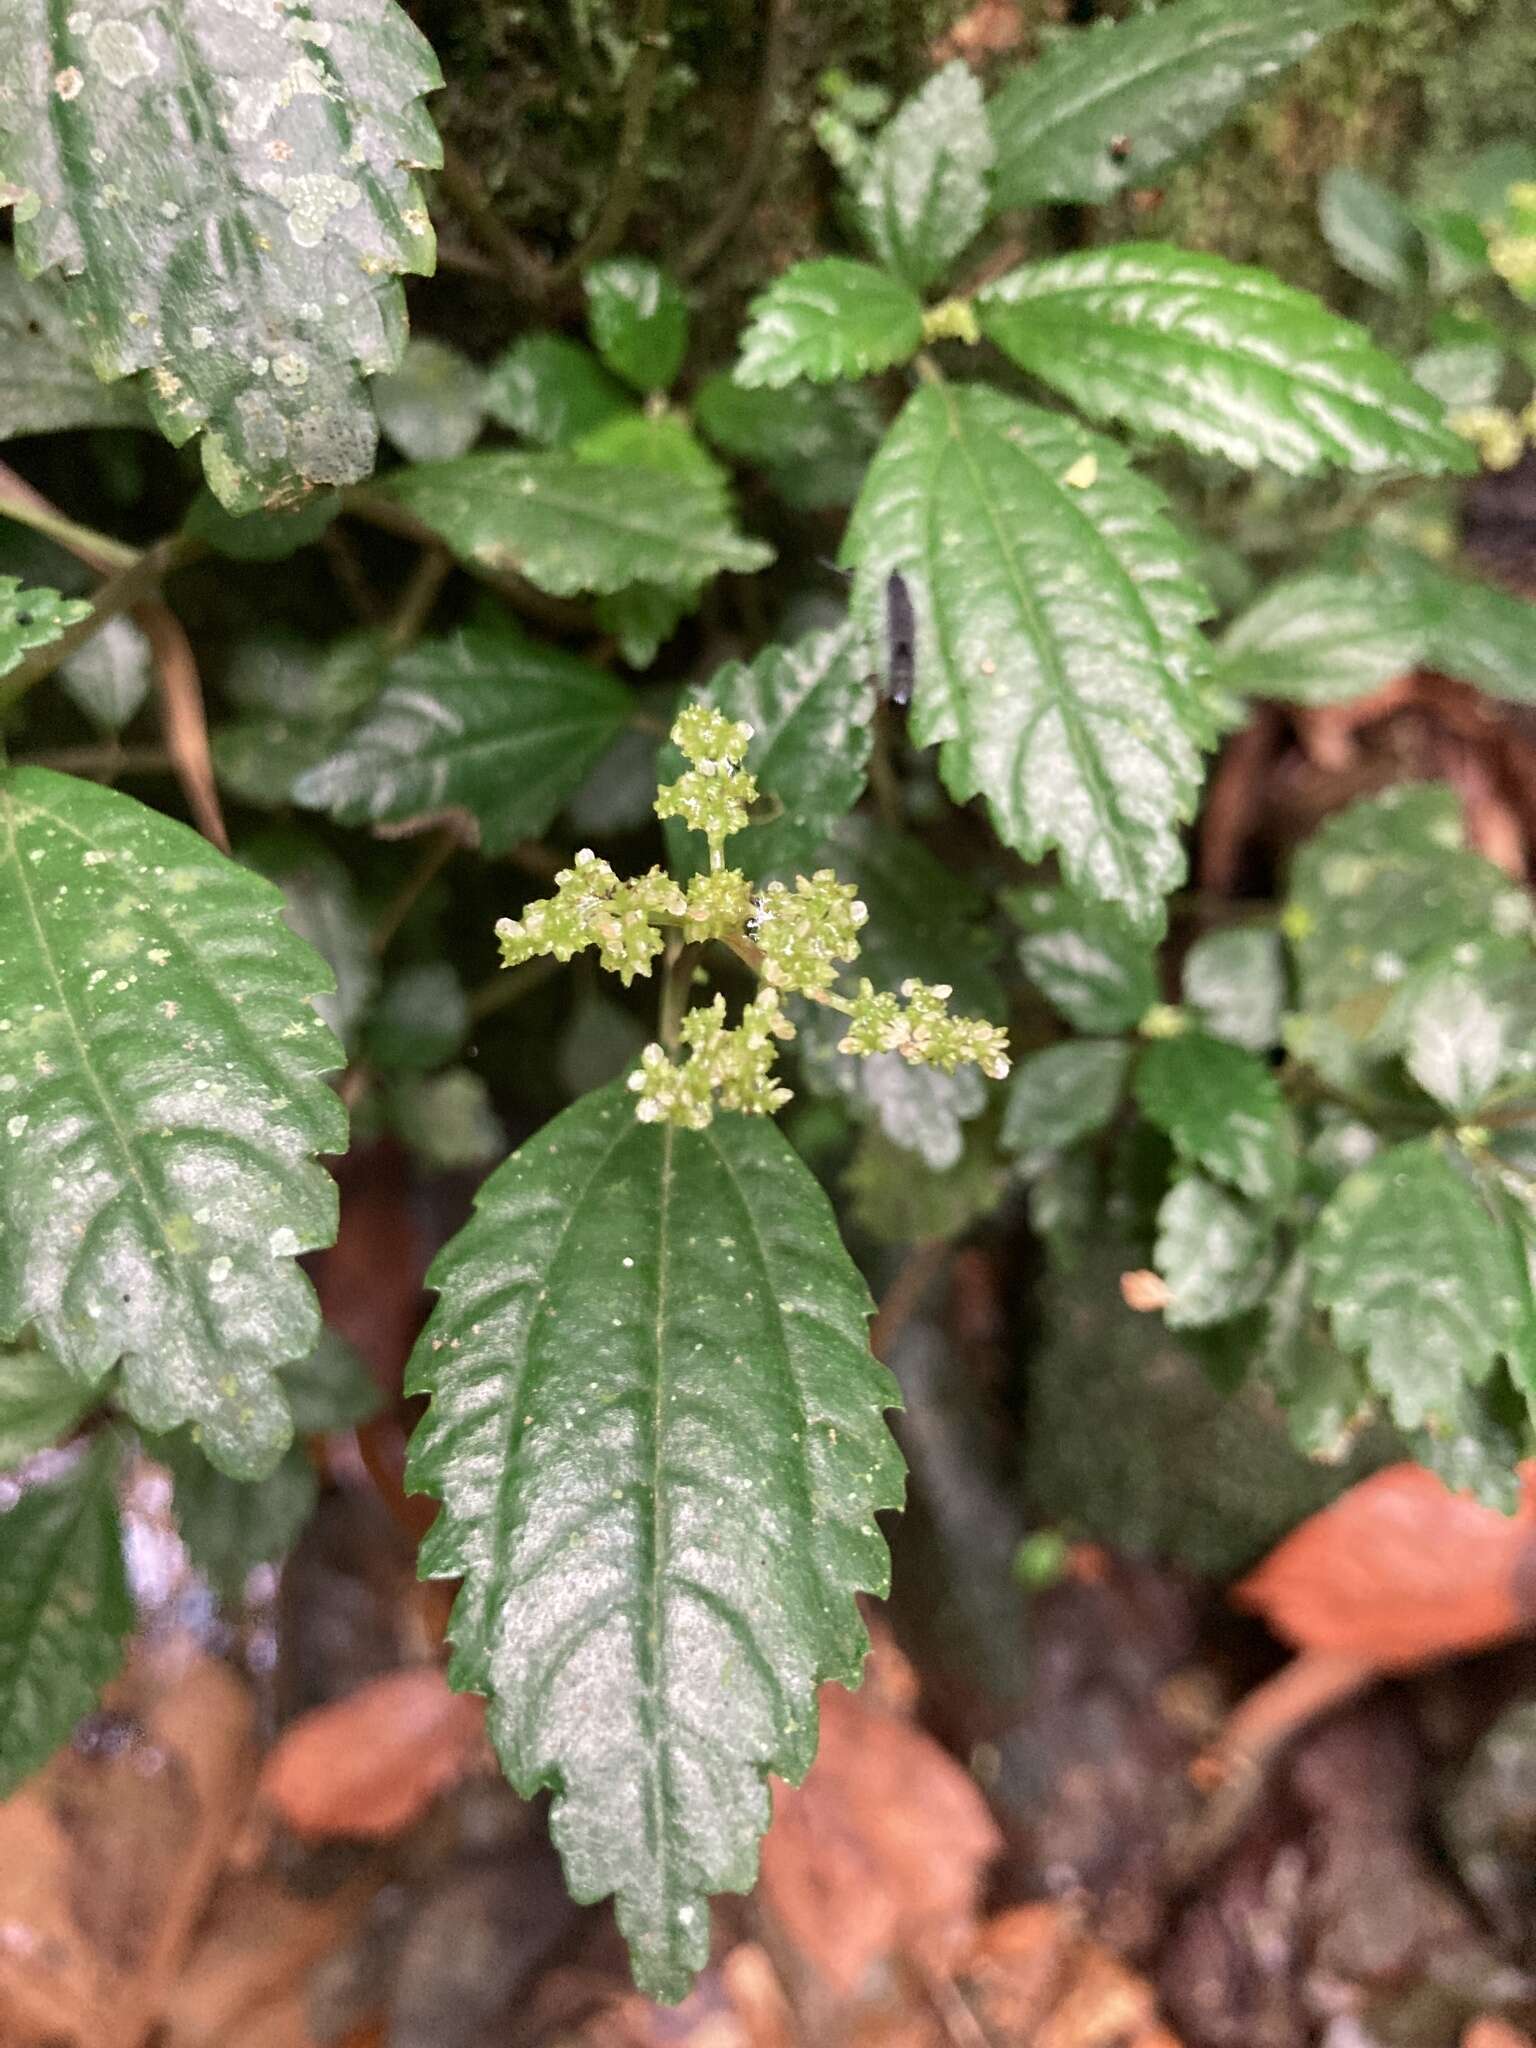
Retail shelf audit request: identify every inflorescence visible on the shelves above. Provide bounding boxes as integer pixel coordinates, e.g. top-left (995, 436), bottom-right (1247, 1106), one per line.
top-left (495, 703), bottom-right (1010, 1128)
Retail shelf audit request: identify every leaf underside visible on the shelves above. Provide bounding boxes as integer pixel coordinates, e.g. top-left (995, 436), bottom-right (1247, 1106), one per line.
top-left (406, 1081), bottom-right (903, 2002)
top-left (0, 0), bottom-right (443, 511)
top-left (0, 770), bottom-right (346, 1478)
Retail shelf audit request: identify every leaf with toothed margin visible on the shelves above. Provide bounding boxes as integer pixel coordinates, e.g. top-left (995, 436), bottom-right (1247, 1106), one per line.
top-left (376, 453), bottom-right (772, 597)
top-left (405, 1080), bottom-right (904, 2002)
top-left (0, 769), bottom-right (346, 1480)
top-left (0, 0), bottom-right (442, 512)
top-left (841, 382), bottom-right (1215, 932)
top-left (735, 260), bottom-right (925, 389)
top-left (977, 246), bottom-right (1471, 478)
top-left (0, 1436), bottom-right (132, 1796)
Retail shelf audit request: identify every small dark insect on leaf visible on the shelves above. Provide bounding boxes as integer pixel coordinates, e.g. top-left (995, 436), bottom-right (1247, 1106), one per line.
top-left (1108, 135), bottom-right (1133, 163)
top-left (883, 570), bottom-right (915, 708)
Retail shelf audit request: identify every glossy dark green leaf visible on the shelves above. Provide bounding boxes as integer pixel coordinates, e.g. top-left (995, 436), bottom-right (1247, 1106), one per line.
top-left (1135, 1029), bottom-right (1295, 1203)
top-left (1002, 1039), bottom-right (1130, 1168)
top-left (987, 0), bottom-right (1364, 209)
top-left (844, 383), bottom-right (1213, 929)
top-left (1009, 884), bottom-right (1160, 1034)
top-left (1181, 925), bottom-right (1286, 1052)
top-left (1284, 785), bottom-right (1531, 1087)
top-left (0, 0), bottom-right (442, 511)
top-left (735, 261), bottom-right (924, 390)
top-left (0, 1438), bottom-right (131, 1795)
top-left (0, 770), bottom-right (345, 1479)
top-left (573, 410), bottom-right (727, 490)
top-left (693, 376), bottom-right (882, 510)
top-left (595, 582), bottom-right (701, 670)
top-left (406, 1081), bottom-right (903, 2001)
top-left (155, 1429), bottom-right (316, 1602)
top-left (373, 338), bottom-right (486, 463)
top-left (0, 254), bottom-right (148, 438)
top-left (482, 335), bottom-right (632, 448)
top-left (1154, 1173), bottom-right (1275, 1329)
top-left (1400, 1380), bottom-right (1524, 1511)
top-left (293, 623), bottom-right (632, 855)
top-left (0, 1344), bottom-right (93, 1469)
top-left (854, 62), bottom-right (993, 291)
top-left (978, 246), bottom-right (1471, 478)
top-left (0, 577), bottom-right (91, 680)
top-left (671, 626), bottom-right (872, 881)
top-left (1319, 168), bottom-right (1423, 294)
top-left (1216, 569), bottom-right (1424, 706)
top-left (378, 453), bottom-right (771, 595)
top-left (1312, 1139), bottom-right (1524, 1431)
top-left (585, 259), bottom-right (689, 393)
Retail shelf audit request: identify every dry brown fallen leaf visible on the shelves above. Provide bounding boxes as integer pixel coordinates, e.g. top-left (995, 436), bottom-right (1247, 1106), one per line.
top-left (0, 1645), bottom-right (255, 2048)
top-left (258, 1664), bottom-right (486, 1841)
top-left (158, 1871), bottom-right (375, 2048)
top-left (755, 1644), bottom-right (1002, 1998)
top-left (1464, 2022), bottom-right (1536, 2048)
top-left (1235, 1461), bottom-right (1536, 1668)
top-left (933, 0), bottom-right (1027, 61)
top-left (961, 1905), bottom-right (1181, 2048)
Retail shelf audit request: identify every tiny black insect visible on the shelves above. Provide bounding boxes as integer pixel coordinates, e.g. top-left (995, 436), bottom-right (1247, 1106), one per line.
top-left (1108, 134), bottom-right (1132, 163)
top-left (883, 570), bottom-right (915, 708)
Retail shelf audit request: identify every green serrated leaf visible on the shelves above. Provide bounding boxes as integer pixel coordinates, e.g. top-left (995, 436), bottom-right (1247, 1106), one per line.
top-left (0, 1344), bottom-right (93, 1469)
top-left (1135, 1029), bottom-right (1295, 1204)
top-left (0, 252), bottom-right (149, 439)
top-left (669, 627), bottom-right (872, 881)
top-left (406, 1080), bottom-right (903, 2001)
top-left (594, 583), bottom-right (700, 670)
top-left (0, 576), bottom-right (92, 681)
top-left (1008, 883), bottom-right (1160, 1034)
top-left (1284, 785), bottom-right (1531, 1087)
top-left (155, 1428), bottom-right (316, 1603)
top-left (1002, 1039), bottom-right (1129, 1168)
top-left (585, 259), bottom-right (689, 393)
top-left (1363, 539), bottom-right (1536, 706)
top-left (978, 246), bottom-right (1470, 478)
top-left (1400, 1379), bottom-right (1524, 1512)
top-left (292, 623), bottom-right (632, 854)
top-left (1181, 925), bottom-right (1286, 1053)
top-left (1154, 1172), bottom-right (1275, 1329)
top-left (239, 827), bottom-right (379, 1050)
top-left (1319, 168), bottom-right (1424, 294)
top-left (0, 770), bottom-right (345, 1479)
top-left (373, 338), bottom-right (486, 464)
top-left (854, 61), bottom-right (993, 292)
top-left (573, 410), bottom-right (727, 490)
top-left (987, 0), bottom-right (1364, 209)
top-left (735, 260), bottom-right (924, 390)
top-left (843, 383), bottom-right (1213, 930)
top-left (845, 1116), bottom-right (1005, 1243)
top-left (1251, 1250), bottom-right (1372, 1462)
top-left (0, 1438), bottom-right (131, 1795)
top-left (213, 630), bottom-right (386, 809)
top-left (1216, 569), bottom-right (1424, 706)
top-left (0, 0), bottom-right (443, 511)
top-left (1312, 1139), bottom-right (1525, 1432)
top-left (482, 335), bottom-right (633, 448)
top-left (378, 453), bottom-right (772, 595)
top-left (693, 375), bottom-right (882, 510)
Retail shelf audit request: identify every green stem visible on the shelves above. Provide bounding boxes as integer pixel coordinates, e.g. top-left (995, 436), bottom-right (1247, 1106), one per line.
top-left (0, 534), bottom-right (203, 712)
top-left (0, 459), bottom-right (138, 572)
top-left (659, 938), bottom-right (701, 1052)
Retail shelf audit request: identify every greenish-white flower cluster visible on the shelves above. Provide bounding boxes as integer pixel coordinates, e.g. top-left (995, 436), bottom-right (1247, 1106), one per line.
top-left (495, 705), bottom-right (1010, 1126)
